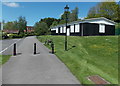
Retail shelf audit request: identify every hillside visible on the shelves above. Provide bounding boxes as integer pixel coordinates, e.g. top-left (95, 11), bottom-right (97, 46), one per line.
top-left (37, 36), bottom-right (118, 84)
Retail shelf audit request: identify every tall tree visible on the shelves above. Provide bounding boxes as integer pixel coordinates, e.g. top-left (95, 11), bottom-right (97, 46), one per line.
top-left (60, 11), bottom-right (70, 22)
top-left (40, 17), bottom-right (58, 28)
top-left (60, 7), bottom-right (79, 23)
top-left (69, 7), bottom-right (79, 22)
top-left (17, 16), bottom-right (27, 33)
top-left (50, 21), bottom-right (59, 28)
top-left (87, 0), bottom-right (119, 22)
top-left (34, 22), bottom-right (49, 35)
top-left (87, 6), bottom-right (98, 18)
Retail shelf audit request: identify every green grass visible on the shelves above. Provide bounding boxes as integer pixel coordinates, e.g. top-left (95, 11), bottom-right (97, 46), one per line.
top-left (0, 55), bottom-right (11, 65)
top-left (37, 35), bottom-right (118, 84)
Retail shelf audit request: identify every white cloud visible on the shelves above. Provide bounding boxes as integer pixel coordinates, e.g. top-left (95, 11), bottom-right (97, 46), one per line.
top-left (3, 2), bottom-right (20, 7)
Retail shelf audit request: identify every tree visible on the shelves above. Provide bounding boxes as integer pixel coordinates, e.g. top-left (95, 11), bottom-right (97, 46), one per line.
top-left (34, 22), bottom-right (49, 35)
top-left (60, 7), bottom-right (79, 23)
top-left (40, 17), bottom-right (58, 28)
top-left (59, 20), bottom-right (66, 24)
top-left (87, 0), bottom-right (119, 22)
top-left (69, 7), bottom-right (79, 22)
top-left (3, 22), bottom-right (15, 30)
top-left (60, 11), bottom-right (70, 21)
top-left (50, 21), bottom-right (59, 28)
top-left (17, 16), bottom-right (27, 34)
top-left (87, 6), bottom-right (98, 18)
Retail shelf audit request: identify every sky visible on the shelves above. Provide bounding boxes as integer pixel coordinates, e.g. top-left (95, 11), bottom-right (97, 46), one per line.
top-left (2, 2), bottom-right (99, 26)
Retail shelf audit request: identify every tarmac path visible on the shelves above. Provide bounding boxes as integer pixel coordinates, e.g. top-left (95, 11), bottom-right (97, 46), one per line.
top-left (2, 36), bottom-right (80, 84)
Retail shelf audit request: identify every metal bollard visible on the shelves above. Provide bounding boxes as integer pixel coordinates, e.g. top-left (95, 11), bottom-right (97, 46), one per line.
top-left (34, 43), bottom-right (36, 54)
top-left (51, 42), bottom-right (54, 54)
top-left (13, 43), bottom-right (16, 56)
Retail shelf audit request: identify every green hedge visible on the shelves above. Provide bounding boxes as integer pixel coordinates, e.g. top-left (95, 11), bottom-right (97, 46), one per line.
top-left (115, 23), bottom-right (120, 35)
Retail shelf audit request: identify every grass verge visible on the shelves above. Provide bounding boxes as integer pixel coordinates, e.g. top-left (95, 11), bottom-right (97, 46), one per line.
top-left (37, 35), bottom-right (118, 84)
top-left (0, 55), bottom-right (11, 65)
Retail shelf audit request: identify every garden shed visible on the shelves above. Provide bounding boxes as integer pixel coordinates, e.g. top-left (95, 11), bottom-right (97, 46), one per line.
top-left (51, 17), bottom-right (115, 36)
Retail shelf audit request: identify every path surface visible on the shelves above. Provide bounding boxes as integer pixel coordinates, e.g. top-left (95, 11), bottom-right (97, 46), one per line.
top-left (2, 36), bottom-right (80, 84)
top-left (0, 38), bottom-right (23, 55)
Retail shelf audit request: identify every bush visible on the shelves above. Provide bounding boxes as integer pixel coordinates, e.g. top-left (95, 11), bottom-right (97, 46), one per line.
top-left (115, 23), bottom-right (120, 35)
top-left (7, 34), bottom-right (23, 38)
top-left (2, 32), bottom-right (9, 39)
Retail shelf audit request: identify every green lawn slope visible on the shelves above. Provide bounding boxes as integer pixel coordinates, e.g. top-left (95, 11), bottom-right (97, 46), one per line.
top-left (37, 36), bottom-right (118, 84)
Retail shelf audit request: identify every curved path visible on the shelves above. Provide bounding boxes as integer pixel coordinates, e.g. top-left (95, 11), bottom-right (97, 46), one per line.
top-left (2, 36), bottom-right (80, 84)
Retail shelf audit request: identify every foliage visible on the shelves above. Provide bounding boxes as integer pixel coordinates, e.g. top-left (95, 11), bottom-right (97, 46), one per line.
top-left (9, 34), bottom-right (23, 38)
top-left (25, 31), bottom-right (35, 36)
top-left (34, 22), bottom-right (49, 36)
top-left (115, 23), bottom-right (120, 35)
top-left (3, 16), bottom-right (27, 32)
top-left (17, 16), bottom-right (27, 34)
top-left (2, 31), bottom-right (8, 39)
top-left (37, 36), bottom-right (118, 84)
top-left (50, 21), bottom-right (59, 28)
top-left (59, 7), bottom-right (79, 24)
top-left (3, 21), bottom-right (17, 30)
top-left (40, 17), bottom-right (59, 28)
top-left (87, 0), bottom-right (120, 22)
top-left (58, 20), bottom-right (66, 24)
top-left (69, 7), bottom-right (79, 22)
top-left (60, 11), bottom-right (71, 21)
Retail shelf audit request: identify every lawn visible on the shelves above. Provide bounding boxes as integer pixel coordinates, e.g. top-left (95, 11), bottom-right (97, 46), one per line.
top-left (0, 55), bottom-right (11, 65)
top-left (37, 35), bottom-right (118, 84)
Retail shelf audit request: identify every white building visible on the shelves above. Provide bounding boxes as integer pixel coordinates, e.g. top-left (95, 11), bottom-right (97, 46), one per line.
top-left (51, 17), bottom-right (116, 36)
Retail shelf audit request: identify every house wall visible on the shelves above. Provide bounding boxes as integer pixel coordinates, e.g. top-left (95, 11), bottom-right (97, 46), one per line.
top-left (60, 27), bottom-right (63, 33)
top-left (63, 26), bottom-right (66, 33)
top-left (82, 23), bottom-right (115, 36)
top-left (56, 28), bottom-right (58, 33)
top-left (51, 18), bottom-right (115, 36)
top-left (51, 30), bottom-right (56, 35)
top-left (75, 24), bottom-right (80, 32)
top-left (83, 23), bottom-right (99, 36)
top-left (70, 24), bottom-right (81, 36)
top-left (70, 25), bottom-right (74, 33)
top-left (105, 25), bottom-right (115, 35)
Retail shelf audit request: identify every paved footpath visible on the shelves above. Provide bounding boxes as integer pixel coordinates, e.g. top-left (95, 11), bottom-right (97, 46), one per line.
top-left (2, 36), bottom-right (80, 84)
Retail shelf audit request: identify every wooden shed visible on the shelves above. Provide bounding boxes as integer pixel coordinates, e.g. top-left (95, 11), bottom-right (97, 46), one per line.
top-left (51, 17), bottom-right (115, 36)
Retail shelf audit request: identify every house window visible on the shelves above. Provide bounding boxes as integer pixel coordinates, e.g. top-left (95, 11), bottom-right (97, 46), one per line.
top-left (99, 24), bottom-right (105, 33)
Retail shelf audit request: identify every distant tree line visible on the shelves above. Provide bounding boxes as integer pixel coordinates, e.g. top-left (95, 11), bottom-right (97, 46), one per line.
top-left (3, 16), bottom-right (27, 34)
top-left (34, 7), bottom-right (79, 35)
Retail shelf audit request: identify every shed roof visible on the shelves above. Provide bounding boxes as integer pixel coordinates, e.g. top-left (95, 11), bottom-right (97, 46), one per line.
top-left (51, 17), bottom-right (116, 29)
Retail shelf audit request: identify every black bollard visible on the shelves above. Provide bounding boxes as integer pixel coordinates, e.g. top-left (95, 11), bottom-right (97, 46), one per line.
top-left (34, 43), bottom-right (36, 54)
top-left (13, 43), bottom-right (16, 56)
top-left (51, 42), bottom-right (54, 54)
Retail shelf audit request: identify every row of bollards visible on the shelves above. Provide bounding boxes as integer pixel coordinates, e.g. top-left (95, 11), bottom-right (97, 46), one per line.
top-left (13, 42), bottom-right (54, 56)
top-left (51, 42), bottom-right (54, 54)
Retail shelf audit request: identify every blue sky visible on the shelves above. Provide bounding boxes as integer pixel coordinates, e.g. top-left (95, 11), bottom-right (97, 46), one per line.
top-left (2, 2), bottom-right (98, 26)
